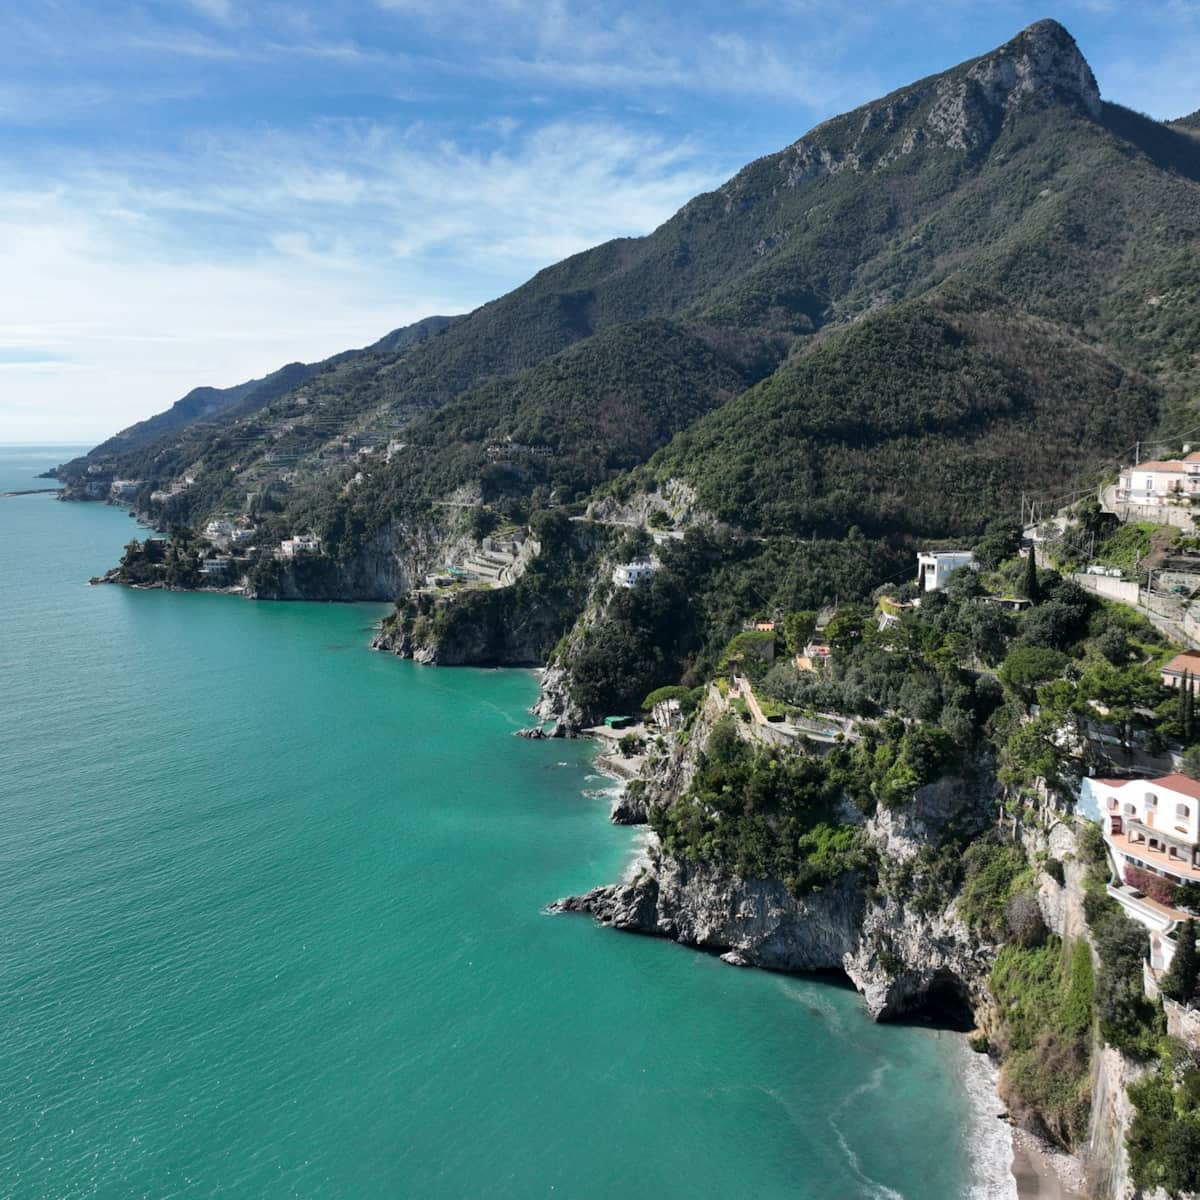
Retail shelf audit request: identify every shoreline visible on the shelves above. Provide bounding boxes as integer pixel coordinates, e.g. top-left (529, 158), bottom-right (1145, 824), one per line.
top-left (1010, 1128), bottom-right (1088, 1200)
top-left (581, 739), bottom-right (1088, 1200)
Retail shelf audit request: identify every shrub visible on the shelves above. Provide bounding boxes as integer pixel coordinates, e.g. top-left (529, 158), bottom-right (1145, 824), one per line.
top-left (1124, 865), bottom-right (1179, 907)
top-left (642, 684), bottom-right (696, 713)
top-left (1006, 890), bottom-right (1048, 948)
top-left (958, 840), bottom-right (1033, 941)
top-left (990, 938), bottom-right (1094, 1147)
top-left (1092, 912), bottom-right (1159, 1056)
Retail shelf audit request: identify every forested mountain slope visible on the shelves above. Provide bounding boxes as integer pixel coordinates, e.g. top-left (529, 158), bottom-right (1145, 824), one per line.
top-left (72, 314), bottom-right (459, 465)
top-left (76, 20), bottom-right (1199, 614)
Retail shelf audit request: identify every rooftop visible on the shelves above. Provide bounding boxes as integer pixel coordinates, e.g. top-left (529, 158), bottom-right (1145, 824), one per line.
top-left (1093, 772), bottom-right (1200, 803)
top-left (1129, 452), bottom-right (1200, 470)
top-left (1162, 650), bottom-right (1200, 675)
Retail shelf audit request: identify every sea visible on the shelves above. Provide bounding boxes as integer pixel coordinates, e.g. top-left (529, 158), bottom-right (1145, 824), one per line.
top-left (0, 444), bottom-right (1016, 1199)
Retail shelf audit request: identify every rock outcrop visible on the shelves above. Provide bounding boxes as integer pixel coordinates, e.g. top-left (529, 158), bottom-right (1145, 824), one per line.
top-left (759, 17), bottom-right (1102, 191)
top-left (552, 772), bottom-right (997, 1021)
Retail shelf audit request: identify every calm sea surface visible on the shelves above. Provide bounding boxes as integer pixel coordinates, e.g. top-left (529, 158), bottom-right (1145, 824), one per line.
top-left (0, 445), bottom-right (1007, 1198)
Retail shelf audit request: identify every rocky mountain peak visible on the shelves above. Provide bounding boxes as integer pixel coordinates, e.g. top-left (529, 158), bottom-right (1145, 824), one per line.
top-left (962, 18), bottom-right (1101, 122)
top-left (766, 20), bottom-right (1101, 189)
top-left (915, 18), bottom-right (1100, 154)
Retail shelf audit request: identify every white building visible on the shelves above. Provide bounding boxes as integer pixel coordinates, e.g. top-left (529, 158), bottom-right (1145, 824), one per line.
top-left (109, 479), bottom-right (141, 501)
top-left (1087, 775), bottom-right (1200, 876)
top-left (205, 518), bottom-right (235, 539)
top-left (613, 559), bottom-right (657, 589)
top-left (1116, 452), bottom-right (1200, 505)
top-left (1080, 774), bottom-right (1200, 967)
top-left (200, 556), bottom-right (234, 576)
top-left (916, 551), bottom-right (977, 592)
top-left (279, 533), bottom-right (321, 558)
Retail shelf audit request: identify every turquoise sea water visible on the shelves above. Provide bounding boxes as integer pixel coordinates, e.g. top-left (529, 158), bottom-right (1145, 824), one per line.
top-left (0, 445), bottom-right (1004, 1199)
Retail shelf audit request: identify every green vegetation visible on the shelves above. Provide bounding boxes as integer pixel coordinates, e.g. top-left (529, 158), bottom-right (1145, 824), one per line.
top-left (1161, 919), bottom-right (1199, 1006)
top-left (991, 937), bottom-right (1094, 1146)
top-left (642, 293), bottom-right (1161, 541)
top-left (652, 715), bottom-right (869, 894)
top-left (999, 646), bottom-right (1068, 702)
top-left (957, 842), bottom-right (1034, 941)
top-left (116, 531), bottom-right (207, 589)
top-left (641, 685), bottom-right (699, 714)
top-left (1127, 1045), bottom-right (1200, 1197)
top-left (717, 630), bottom-right (778, 680)
top-left (827, 720), bottom-right (958, 812)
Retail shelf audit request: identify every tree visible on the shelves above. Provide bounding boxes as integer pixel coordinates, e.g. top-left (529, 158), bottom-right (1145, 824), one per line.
top-left (1022, 550), bottom-right (1041, 604)
top-left (972, 518), bottom-right (1023, 571)
top-left (999, 711), bottom-right (1073, 796)
top-left (782, 610), bottom-right (817, 653)
top-left (825, 609), bottom-right (866, 655)
top-left (1184, 745), bottom-right (1200, 781)
top-left (1162, 919), bottom-right (1199, 1005)
top-left (999, 645), bottom-right (1068, 703)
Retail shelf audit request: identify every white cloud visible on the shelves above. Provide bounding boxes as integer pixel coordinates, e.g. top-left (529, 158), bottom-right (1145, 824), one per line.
top-left (0, 117), bottom-right (728, 440)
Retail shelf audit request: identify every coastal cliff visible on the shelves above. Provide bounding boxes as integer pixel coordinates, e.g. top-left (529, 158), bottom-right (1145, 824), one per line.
top-left (553, 767), bottom-right (996, 1020)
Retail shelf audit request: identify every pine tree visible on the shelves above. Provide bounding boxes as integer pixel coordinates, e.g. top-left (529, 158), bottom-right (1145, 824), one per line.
top-left (1162, 919), bottom-right (1199, 1005)
top-left (1022, 549), bottom-right (1041, 604)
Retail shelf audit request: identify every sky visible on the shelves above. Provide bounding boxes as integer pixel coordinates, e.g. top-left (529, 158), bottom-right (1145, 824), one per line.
top-left (1, 2), bottom-right (1197, 442)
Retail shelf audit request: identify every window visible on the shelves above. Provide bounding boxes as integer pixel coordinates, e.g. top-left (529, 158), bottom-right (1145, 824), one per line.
top-left (1177, 803), bottom-right (1191, 820)
top-left (1146, 792), bottom-right (1158, 808)
top-left (1124, 803), bottom-right (1136, 815)
top-left (1108, 797), bottom-right (1118, 810)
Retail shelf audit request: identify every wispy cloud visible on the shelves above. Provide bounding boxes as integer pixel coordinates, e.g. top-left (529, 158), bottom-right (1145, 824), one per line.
top-left (0, 0), bottom-right (1193, 440)
top-left (0, 115), bottom-right (728, 438)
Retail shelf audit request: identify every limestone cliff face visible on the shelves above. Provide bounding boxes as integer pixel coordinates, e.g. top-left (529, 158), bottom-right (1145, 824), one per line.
top-left (532, 664), bottom-right (586, 731)
top-left (371, 589), bottom-right (562, 666)
top-left (553, 772), bottom-right (998, 1021)
top-left (925, 18), bottom-right (1101, 151)
top-left (584, 478), bottom-right (717, 534)
top-left (372, 527), bottom-right (599, 670)
top-left (755, 18), bottom-right (1101, 192)
top-left (251, 521), bottom-right (445, 601)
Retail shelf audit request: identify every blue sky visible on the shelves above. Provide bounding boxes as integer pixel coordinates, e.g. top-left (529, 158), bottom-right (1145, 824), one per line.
top-left (2, 1), bottom-right (1197, 441)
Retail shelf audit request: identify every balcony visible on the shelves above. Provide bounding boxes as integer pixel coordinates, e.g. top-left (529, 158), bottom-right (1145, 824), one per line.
top-left (1107, 818), bottom-right (1200, 883)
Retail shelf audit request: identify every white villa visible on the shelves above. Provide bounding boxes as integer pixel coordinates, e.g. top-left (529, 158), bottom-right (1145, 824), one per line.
top-left (916, 551), bottom-right (976, 592)
top-left (205, 518), bottom-right (236, 539)
top-left (1090, 774), bottom-right (1200, 876)
top-left (613, 559), bottom-right (657, 589)
top-left (1116, 452), bottom-right (1200, 505)
top-left (1081, 773), bottom-right (1200, 969)
top-left (279, 533), bottom-right (321, 558)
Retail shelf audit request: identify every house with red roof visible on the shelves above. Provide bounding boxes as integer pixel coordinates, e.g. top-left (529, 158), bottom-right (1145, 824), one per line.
top-left (1081, 773), bottom-right (1200, 970)
top-left (1116, 451), bottom-right (1200, 505)
top-left (1161, 650), bottom-right (1200, 693)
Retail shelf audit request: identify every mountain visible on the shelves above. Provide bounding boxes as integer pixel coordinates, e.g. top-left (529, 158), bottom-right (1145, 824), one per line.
top-left (61, 313), bottom-right (459, 467)
top-left (79, 19), bottom-right (1198, 615)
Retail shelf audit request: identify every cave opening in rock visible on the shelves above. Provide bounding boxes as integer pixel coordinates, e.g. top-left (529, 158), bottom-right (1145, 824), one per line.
top-left (896, 972), bottom-right (976, 1032)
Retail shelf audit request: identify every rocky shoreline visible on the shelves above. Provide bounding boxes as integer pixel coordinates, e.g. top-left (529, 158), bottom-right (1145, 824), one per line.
top-left (548, 722), bottom-right (1099, 1198)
